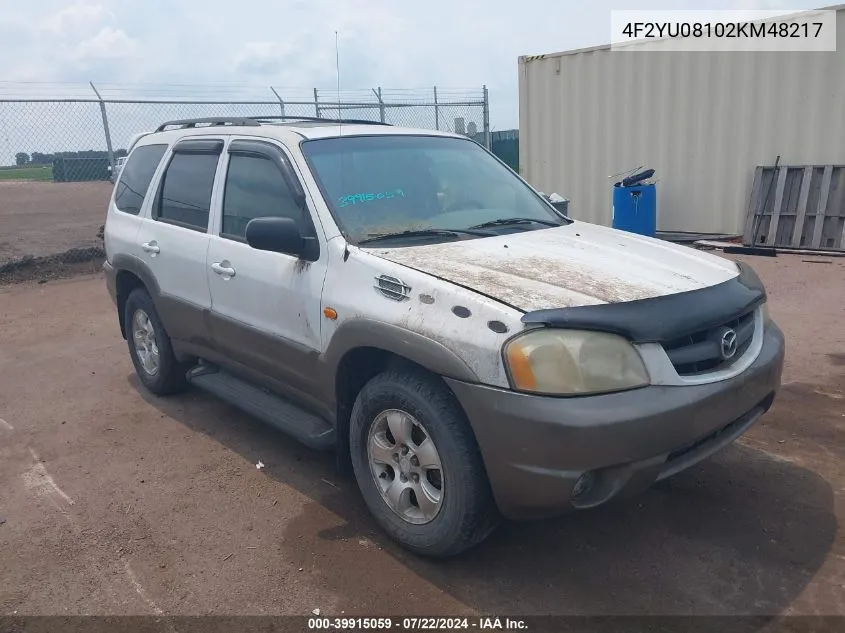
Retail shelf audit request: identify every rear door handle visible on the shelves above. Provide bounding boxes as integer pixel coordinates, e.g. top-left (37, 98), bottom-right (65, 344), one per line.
top-left (141, 241), bottom-right (160, 255)
top-left (211, 262), bottom-right (236, 278)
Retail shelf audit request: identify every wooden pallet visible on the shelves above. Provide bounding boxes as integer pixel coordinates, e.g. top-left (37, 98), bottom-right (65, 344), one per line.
top-left (743, 164), bottom-right (845, 250)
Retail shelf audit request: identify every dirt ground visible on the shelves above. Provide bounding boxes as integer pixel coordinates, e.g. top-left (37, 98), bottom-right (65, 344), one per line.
top-left (0, 253), bottom-right (843, 620)
top-left (0, 180), bottom-right (111, 264)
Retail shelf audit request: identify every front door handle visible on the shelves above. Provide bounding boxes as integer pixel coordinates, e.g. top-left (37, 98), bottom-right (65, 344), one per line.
top-left (141, 241), bottom-right (160, 255)
top-left (211, 262), bottom-right (236, 278)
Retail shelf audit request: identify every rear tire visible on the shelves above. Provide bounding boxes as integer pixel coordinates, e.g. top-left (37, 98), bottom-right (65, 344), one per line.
top-left (349, 368), bottom-right (500, 558)
top-left (124, 288), bottom-right (188, 396)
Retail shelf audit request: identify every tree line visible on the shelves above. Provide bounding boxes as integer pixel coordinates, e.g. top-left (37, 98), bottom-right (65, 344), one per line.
top-left (14, 149), bottom-right (129, 166)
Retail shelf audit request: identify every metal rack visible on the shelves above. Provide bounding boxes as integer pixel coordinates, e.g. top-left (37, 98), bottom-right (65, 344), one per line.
top-left (155, 115), bottom-right (392, 132)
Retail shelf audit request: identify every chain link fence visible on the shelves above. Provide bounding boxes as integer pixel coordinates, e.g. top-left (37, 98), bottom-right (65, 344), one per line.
top-left (0, 86), bottom-right (489, 283)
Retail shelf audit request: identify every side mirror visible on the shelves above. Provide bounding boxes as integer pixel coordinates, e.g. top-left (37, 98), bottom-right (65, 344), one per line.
top-left (246, 217), bottom-right (304, 256)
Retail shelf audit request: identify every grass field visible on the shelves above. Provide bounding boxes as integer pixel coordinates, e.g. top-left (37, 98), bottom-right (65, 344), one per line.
top-left (0, 165), bottom-right (53, 181)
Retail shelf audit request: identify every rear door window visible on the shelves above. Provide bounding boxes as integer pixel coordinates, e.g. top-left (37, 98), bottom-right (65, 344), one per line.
top-left (155, 149), bottom-right (221, 232)
top-left (114, 144), bottom-right (167, 215)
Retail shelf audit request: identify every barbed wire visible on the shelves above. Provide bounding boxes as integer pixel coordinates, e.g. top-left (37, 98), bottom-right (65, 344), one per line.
top-left (0, 81), bottom-right (485, 104)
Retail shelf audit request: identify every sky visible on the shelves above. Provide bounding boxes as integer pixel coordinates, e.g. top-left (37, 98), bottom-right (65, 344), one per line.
top-left (0, 0), bottom-right (828, 128)
top-left (0, 0), bottom-right (830, 165)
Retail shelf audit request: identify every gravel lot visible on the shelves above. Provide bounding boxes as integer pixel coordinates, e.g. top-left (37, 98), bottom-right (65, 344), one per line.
top-left (0, 254), bottom-right (843, 619)
top-left (0, 180), bottom-right (111, 264)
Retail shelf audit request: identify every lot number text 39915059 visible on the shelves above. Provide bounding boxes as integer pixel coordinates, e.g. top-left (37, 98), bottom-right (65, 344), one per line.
top-left (307, 616), bottom-right (529, 630)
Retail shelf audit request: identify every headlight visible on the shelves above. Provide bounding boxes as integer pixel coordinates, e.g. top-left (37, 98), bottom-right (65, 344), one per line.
top-left (503, 329), bottom-right (650, 395)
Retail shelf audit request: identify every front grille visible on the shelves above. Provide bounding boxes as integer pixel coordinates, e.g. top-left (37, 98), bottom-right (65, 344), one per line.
top-left (662, 309), bottom-right (756, 376)
top-left (666, 417), bottom-right (742, 464)
top-left (662, 392), bottom-right (774, 474)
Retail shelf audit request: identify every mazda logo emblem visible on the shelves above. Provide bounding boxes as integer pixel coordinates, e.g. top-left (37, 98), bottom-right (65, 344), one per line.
top-left (719, 328), bottom-right (738, 360)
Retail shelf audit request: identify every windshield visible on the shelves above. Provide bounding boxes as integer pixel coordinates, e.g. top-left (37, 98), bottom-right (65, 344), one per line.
top-left (301, 135), bottom-right (569, 246)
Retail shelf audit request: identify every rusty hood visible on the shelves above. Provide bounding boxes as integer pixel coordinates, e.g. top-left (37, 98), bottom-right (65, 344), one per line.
top-left (367, 222), bottom-right (740, 311)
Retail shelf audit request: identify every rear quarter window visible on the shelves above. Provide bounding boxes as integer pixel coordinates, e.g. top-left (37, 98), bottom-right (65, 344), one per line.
top-left (114, 144), bottom-right (168, 215)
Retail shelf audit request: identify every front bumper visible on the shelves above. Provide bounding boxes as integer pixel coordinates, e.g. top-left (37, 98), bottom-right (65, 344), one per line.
top-left (445, 322), bottom-right (785, 520)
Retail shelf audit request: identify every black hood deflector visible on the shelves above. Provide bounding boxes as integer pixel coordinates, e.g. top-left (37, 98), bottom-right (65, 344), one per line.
top-left (520, 262), bottom-right (766, 343)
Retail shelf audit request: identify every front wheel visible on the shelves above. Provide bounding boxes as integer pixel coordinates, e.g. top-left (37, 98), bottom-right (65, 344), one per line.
top-left (349, 368), bottom-right (500, 557)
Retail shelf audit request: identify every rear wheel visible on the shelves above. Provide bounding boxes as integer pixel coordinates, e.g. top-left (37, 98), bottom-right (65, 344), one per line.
top-left (349, 368), bottom-right (499, 557)
top-left (124, 288), bottom-right (188, 396)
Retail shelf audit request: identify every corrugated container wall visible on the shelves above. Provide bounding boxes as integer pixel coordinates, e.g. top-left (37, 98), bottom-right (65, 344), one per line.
top-left (518, 8), bottom-right (845, 235)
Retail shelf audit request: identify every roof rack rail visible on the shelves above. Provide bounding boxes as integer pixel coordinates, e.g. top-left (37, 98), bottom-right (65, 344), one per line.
top-left (154, 115), bottom-right (392, 133)
top-left (251, 115), bottom-right (392, 126)
top-left (155, 117), bottom-right (262, 132)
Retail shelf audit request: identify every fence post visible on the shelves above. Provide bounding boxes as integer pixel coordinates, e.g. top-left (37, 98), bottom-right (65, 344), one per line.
top-left (90, 81), bottom-right (115, 175)
top-left (314, 88), bottom-right (321, 118)
top-left (270, 86), bottom-right (286, 118)
top-left (433, 86), bottom-right (440, 130)
top-left (372, 87), bottom-right (386, 123)
top-left (482, 85), bottom-right (491, 150)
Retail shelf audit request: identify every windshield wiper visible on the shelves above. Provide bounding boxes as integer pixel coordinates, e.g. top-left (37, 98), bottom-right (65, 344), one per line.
top-left (358, 228), bottom-right (490, 245)
top-left (469, 217), bottom-right (563, 230)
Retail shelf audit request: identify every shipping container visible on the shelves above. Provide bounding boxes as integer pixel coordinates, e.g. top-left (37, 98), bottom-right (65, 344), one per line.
top-left (518, 6), bottom-right (845, 236)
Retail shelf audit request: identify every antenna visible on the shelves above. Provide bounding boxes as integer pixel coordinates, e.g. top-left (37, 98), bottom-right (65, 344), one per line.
top-left (335, 30), bottom-right (342, 137)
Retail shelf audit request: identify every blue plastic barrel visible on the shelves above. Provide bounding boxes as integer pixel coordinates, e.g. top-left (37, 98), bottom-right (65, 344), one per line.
top-left (612, 183), bottom-right (656, 237)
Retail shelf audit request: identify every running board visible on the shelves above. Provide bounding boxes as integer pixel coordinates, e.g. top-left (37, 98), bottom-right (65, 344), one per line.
top-left (187, 365), bottom-right (335, 451)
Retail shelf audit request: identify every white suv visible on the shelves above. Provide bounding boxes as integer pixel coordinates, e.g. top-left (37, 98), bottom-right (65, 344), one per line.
top-left (103, 116), bottom-right (784, 557)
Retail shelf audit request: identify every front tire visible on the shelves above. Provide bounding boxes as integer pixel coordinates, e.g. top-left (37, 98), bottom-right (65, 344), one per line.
top-left (124, 288), bottom-right (188, 396)
top-left (349, 368), bottom-right (499, 557)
